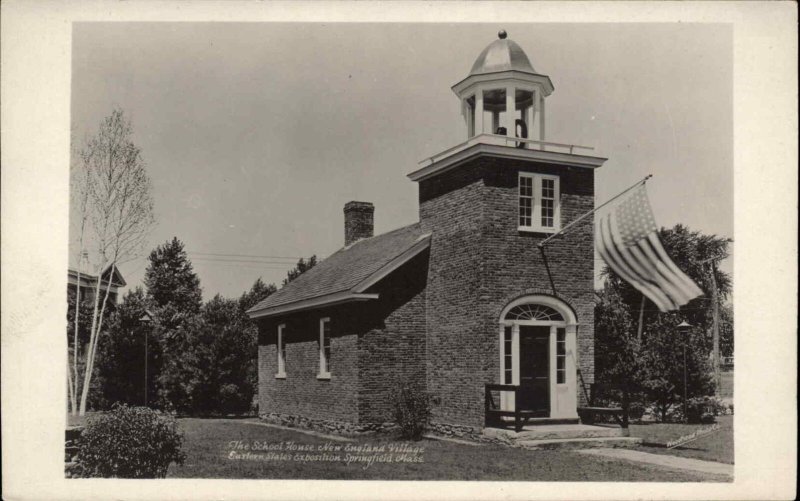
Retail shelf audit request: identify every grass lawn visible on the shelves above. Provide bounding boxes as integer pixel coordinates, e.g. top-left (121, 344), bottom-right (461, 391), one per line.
top-left (628, 415), bottom-right (733, 464)
top-left (166, 418), bottom-right (728, 481)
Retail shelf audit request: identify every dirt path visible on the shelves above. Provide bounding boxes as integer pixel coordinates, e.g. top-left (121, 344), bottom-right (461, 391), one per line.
top-left (576, 448), bottom-right (733, 479)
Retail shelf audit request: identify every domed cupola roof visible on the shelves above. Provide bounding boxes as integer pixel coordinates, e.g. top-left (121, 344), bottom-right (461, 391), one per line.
top-left (452, 30), bottom-right (553, 100)
top-left (469, 30), bottom-right (536, 76)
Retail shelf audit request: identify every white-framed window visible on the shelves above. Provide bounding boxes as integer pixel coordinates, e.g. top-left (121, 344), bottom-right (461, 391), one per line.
top-left (318, 317), bottom-right (331, 379)
top-left (556, 327), bottom-right (566, 384)
top-left (503, 326), bottom-right (513, 385)
top-left (275, 324), bottom-right (286, 378)
top-left (518, 172), bottom-right (560, 233)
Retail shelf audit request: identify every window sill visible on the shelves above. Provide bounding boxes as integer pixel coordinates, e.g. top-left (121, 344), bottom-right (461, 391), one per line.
top-left (518, 226), bottom-right (559, 234)
top-left (275, 373), bottom-right (286, 379)
top-left (316, 373), bottom-right (331, 380)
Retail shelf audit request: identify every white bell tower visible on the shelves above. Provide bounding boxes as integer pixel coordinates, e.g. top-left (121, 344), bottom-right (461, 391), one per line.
top-left (452, 30), bottom-right (554, 146)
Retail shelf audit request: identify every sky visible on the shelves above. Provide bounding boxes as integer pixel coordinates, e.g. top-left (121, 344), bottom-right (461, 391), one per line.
top-left (70, 22), bottom-right (732, 300)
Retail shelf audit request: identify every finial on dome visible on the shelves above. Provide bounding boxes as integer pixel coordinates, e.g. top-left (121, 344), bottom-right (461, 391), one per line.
top-left (498, 30), bottom-right (507, 39)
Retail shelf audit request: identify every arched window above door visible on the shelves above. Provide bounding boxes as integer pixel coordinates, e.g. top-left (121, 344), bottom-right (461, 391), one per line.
top-left (504, 303), bottom-right (564, 322)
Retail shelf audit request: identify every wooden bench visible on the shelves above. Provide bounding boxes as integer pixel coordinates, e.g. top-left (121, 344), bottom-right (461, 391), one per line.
top-left (485, 384), bottom-right (548, 432)
top-left (577, 406), bottom-right (627, 428)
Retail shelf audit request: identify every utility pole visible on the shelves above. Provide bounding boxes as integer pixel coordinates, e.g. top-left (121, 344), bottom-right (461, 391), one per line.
top-left (699, 254), bottom-right (726, 394)
top-left (636, 295), bottom-right (645, 343)
top-left (709, 260), bottom-right (721, 393)
top-left (139, 312), bottom-right (152, 407)
top-left (677, 321), bottom-right (692, 423)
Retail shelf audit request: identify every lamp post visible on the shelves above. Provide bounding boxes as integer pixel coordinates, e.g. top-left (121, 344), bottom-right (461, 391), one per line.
top-left (677, 321), bottom-right (692, 423)
top-left (139, 311), bottom-right (153, 407)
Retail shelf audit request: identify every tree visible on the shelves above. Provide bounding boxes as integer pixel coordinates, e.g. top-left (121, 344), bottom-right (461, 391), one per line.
top-left (154, 312), bottom-right (204, 413)
top-left (93, 288), bottom-right (159, 409)
top-left (153, 277), bottom-right (275, 415)
top-left (67, 289), bottom-right (95, 351)
top-left (283, 255), bottom-right (317, 286)
top-left (239, 277), bottom-right (277, 313)
top-left (156, 296), bottom-right (256, 415)
top-left (638, 313), bottom-right (714, 421)
top-left (719, 303), bottom-right (734, 358)
top-left (144, 237), bottom-right (203, 314)
top-left (238, 277), bottom-right (277, 405)
top-left (593, 283), bottom-right (642, 427)
top-left (70, 109), bottom-right (156, 415)
top-left (200, 295), bottom-right (257, 414)
top-left (594, 224), bottom-right (732, 422)
top-left (66, 288), bottom-right (99, 412)
top-left (142, 238), bottom-right (203, 410)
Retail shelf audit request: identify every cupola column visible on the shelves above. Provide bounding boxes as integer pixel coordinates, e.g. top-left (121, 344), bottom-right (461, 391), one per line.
top-left (538, 90), bottom-right (546, 142)
top-left (502, 85), bottom-right (516, 135)
top-left (530, 87), bottom-right (542, 142)
top-left (475, 91), bottom-right (485, 135)
top-left (523, 103), bottom-right (534, 142)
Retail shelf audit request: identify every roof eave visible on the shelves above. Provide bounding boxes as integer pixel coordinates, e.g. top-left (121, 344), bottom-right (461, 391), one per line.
top-left (351, 234), bottom-right (431, 293)
top-left (246, 232), bottom-right (431, 320)
top-left (409, 142), bottom-right (608, 183)
top-left (68, 268), bottom-right (126, 288)
top-left (247, 291), bottom-right (380, 320)
top-left (451, 70), bottom-right (554, 98)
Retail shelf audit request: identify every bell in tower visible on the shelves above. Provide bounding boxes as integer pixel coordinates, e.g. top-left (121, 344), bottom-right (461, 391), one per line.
top-left (452, 30), bottom-right (554, 148)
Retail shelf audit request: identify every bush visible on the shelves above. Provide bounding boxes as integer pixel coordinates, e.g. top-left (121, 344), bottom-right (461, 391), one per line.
top-left (627, 401), bottom-right (646, 421)
top-left (75, 404), bottom-right (186, 478)
top-left (682, 396), bottom-right (727, 424)
top-left (585, 390), bottom-right (647, 424)
top-left (391, 384), bottom-right (431, 441)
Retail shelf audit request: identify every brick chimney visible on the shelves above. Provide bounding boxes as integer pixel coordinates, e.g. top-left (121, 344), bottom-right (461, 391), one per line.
top-left (344, 201), bottom-right (374, 246)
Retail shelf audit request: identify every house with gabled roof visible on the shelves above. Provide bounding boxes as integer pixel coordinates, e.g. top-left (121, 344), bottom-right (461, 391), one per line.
top-left (247, 31), bottom-right (608, 436)
top-left (68, 264), bottom-right (126, 307)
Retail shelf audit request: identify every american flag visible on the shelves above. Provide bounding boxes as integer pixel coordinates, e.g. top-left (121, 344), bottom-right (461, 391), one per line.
top-left (596, 184), bottom-right (703, 312)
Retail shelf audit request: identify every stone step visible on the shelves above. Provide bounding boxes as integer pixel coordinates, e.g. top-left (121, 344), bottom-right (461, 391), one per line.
top-left (516, 426), bottom-right (627, 441)
top-left (517, 436), bottom-right (643, 450)
top-left (484, 424), bottom-right (628, 442)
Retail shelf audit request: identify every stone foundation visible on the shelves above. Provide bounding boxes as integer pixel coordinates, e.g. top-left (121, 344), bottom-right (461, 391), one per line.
top-left (260, 412), bottom-right (396, 436)
top-left (259, 413), bottom-right (526, 447)
top-left (427, 421), bottom-right (517, 446)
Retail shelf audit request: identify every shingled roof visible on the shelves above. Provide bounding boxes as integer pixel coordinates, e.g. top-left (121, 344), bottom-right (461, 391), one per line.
top-left (247, 223), bottom-right (430, 319)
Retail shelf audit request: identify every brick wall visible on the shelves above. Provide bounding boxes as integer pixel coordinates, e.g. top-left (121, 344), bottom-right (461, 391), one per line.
top-left (257, 309), bottom-right (360, 423)
top-left (419, 163), bottom-right (488, 427)
top-left (357, 251), bottom-right (428, 423)
top-left (257, 251), bottom-right (428, 426)
top-left (419, 156), bottom-right (596, 428)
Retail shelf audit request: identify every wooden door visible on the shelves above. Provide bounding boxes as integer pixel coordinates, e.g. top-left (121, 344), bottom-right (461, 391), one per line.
top-left (519, 325), bottom-right (550, 416)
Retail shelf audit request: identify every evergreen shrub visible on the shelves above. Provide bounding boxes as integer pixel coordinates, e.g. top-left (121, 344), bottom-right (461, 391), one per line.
top-left (391, 384), bottom-right (431, 441)
top-left (75, 404), bottom-right (185, 478)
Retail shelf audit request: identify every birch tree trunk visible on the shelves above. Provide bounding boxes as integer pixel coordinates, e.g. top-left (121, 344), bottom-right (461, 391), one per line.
top-left (79, 259), bottom-right (106, 415)
top-left (73, 108), bottom-right (155, 415)
top-left (69, 165), bottom-right (90, 416)
top-left (79, 264), bottom-right (117, 415)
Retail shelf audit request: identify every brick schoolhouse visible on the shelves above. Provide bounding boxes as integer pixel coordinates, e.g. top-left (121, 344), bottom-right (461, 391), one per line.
top-left (247, 31), bottom-right (608, 436)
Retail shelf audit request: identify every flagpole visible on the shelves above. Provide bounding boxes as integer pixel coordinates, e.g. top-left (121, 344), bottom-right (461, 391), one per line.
top-left (636, 294), bottom-right (645, 343)
top-left (537, 174), bottom-right (653, 249)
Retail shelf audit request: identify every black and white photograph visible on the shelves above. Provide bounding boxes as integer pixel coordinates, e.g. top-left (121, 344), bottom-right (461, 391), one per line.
top-left (1, 2), bottom-right (796, 500)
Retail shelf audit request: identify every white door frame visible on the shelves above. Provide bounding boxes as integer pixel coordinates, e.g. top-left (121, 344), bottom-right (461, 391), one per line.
top-left (498, 296), bottom-right (579, 420)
